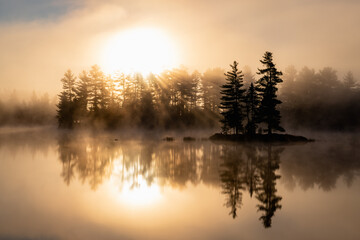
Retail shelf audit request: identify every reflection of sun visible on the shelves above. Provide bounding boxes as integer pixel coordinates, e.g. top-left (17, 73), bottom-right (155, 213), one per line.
top-left (100, 27), bottom-right (178, 76)
top-left (109, 159), bottom-right (162, 206)
top-left (118, 175), bottom-right (162, 206)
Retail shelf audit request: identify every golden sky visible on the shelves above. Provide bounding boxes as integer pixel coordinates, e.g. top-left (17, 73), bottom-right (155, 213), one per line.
top-left (0, 0), bottom-right (359, 94)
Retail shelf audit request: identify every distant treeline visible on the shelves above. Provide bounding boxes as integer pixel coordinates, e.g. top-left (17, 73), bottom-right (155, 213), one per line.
top-left (0, 92), bottom-right (56, 126)
top-left (280, 67), bottom-right (360, 130)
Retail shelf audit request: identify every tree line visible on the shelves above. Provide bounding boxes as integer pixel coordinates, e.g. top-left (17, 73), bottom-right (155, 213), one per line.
top-left (0, 91), bottom-right (56, 126)
top-left (26, 50), bottom-right (357, 131)
top-left (57, 51), bottom-right (288, 133)
top-left (280, 66), bottom-right (360, 130)
top-left (56, 65), bottom-right (224, 129)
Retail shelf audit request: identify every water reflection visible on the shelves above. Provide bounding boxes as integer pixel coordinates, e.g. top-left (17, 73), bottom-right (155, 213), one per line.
top-left (57, 134), bottom-right (222, 191)
top-left (54, 133), bottom-right (360, 228)
top-left (219, 144), bottom-right (282, 227)
top-left (255, 146), bottom-right (282, 228)
top-left (1, 129), bottom-right (359, 231)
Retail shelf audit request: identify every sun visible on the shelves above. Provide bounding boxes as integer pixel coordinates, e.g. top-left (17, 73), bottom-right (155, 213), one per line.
top-left (100, 27), bottom-right (178, 76)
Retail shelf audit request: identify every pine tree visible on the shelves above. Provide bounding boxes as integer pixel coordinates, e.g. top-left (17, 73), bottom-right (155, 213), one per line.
top-left (57, 69), bottom-right (77, 128)
top-left (220, 61), bottom-right (246, 134)
top-left (256, 52), bottom-right (284, 135)
top-left (245, 83), bottom-right (260, 135)
top-left (75, 70), bottom-right (91, 123)
top-left (88, 65), bottom-right (104, 115)
top-left (343, 71), bottom-right (357, 89)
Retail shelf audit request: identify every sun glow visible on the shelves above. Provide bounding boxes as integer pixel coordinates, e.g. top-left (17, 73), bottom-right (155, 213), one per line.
top-left (109, 159), bottom-right (163, 207)
top-left (100, 27), bottom-right (178, 76)
top-left (117, 175), bottom-right (162, 206)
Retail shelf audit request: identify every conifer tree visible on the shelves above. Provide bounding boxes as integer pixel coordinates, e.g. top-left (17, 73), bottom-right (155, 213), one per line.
top-left (343, 71), bottom-right (357, 89)
top-left (220, 61), bottom-right (246, 134)
top-left (245, 83), bottom-right (260, 135)
top-left (256, 52), bottom-right (284, 135)
top-left (88, 65), bottom-right (104, 115)
top-left (75, 70), bottom-right (91, 122)
top-left (57, 69), bottom-right (77, 128)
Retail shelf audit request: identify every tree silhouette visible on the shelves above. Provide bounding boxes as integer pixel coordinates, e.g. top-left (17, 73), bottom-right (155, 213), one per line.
top-left (245, 83), bottom-right (260, 136)
top-left (220, 61), bottom-right (246, 134)
top-left (75, 70), bottom-right (91, 125)
top-left (57, 69), bottom-right (77, 128)
top-left (140, 89), bottom-right (157, 129)
top-left (256, 52), bottom-right (284, 134)
top-left (343, 71), bottom-right (357, 89)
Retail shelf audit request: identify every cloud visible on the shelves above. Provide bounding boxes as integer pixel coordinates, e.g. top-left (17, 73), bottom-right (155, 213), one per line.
top-left (0, 2), bottom-right (126, 94)
top-left (0, 0), bottom-right (359, 94)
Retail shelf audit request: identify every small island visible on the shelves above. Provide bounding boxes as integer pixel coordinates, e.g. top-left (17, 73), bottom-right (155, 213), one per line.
top-left (211, 52), bottom-right (311, 143)
top-left (209, 133), bottom-right (311, 143)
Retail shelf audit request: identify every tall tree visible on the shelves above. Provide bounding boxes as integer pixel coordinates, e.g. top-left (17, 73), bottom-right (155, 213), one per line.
top-left (88, 65), bottom-right (104, 115)
top-left (220, 61), bottom-right (246, 134)
top-left (61, 69), bottom-right (77, 102)
top-left (245, 83), bottom-right (260, 135)
top-left (256, 52), bottom-right (284, 135)
top-left (202, 68), bottom-right (225, 113)
top-left (343, 71), bottom-right (357, 89)
top-left (57, 70), bottom-right (77, 128)
top-left (75, 70), bottom-right (91, 123)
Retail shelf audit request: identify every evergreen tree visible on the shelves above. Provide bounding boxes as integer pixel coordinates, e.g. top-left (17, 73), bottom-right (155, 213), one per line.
top-left (140, 89), bottom-right (157, 129)
top-left (202, 68), bottom-right (225, 113)
top-left (189, 70), bottom-right (201, 110)
top-left (57, 70), bottom-right (77, 128)
top-left (220, 61), bottom-right (246, 134)
top-left (256, 52), bottom-right (284, 134)
top-left (75, 70), bottom-right (91, 123)
top-left (61, 69), bottom-right (77, 102)
top-left (343, 71), bottom-right (357, 89)
top-left (89, 65), bottom-right (109, 118)
top-left (245, 83), bottom-right (260, 135)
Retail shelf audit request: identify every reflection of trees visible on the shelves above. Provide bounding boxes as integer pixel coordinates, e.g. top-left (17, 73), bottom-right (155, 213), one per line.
top-left (58, 134), bottom-right (115, 190)
top-left (280, 137), bottom-right (360, 191)
top-left (54, 134), bottom-right (360, 228)
top-left (56, 135), bottom-right (221, 190)
top-left (219, 144), bottom-right (282, 228)
top-left (255, 146), bottom-right (282, 228)
top-left (220, 146), bottom-right (246, 218)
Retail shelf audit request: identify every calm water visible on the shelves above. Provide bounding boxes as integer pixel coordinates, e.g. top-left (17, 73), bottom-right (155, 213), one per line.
top-left (0, 129), bottom-right (359, 240)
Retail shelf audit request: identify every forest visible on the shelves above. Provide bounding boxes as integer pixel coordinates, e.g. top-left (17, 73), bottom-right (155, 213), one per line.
top-left (0, 53), bottom-right (359, 131)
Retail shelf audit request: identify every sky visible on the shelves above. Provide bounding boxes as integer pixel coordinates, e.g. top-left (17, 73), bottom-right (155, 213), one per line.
top-left (0, 0), bottom-right (359, 94)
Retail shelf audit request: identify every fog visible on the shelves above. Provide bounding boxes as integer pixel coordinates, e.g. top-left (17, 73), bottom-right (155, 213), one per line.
top-left (0, 63), bottom-right (359, 132)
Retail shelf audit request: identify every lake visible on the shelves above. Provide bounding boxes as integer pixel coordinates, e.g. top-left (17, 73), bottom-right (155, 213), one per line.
top-left (0, 129), bottom-right (359, 240)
